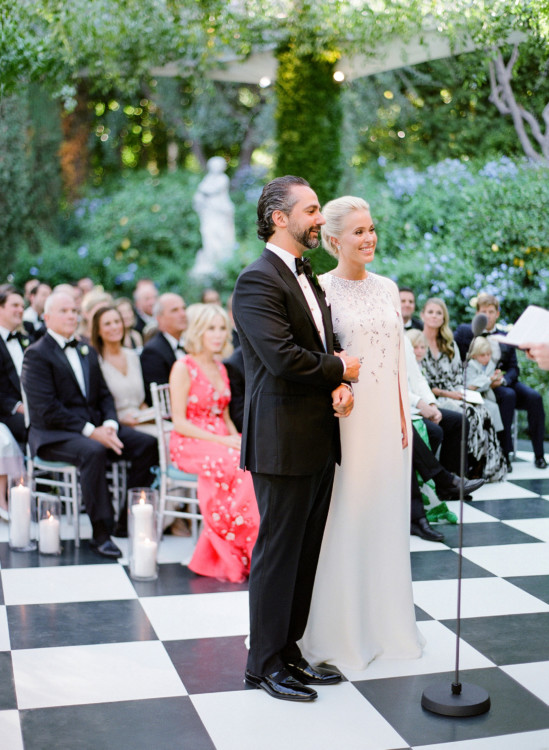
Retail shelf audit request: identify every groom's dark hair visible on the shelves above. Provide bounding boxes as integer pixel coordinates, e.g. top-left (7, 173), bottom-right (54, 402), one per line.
top-left (257, 175), bottom-right (310, 242)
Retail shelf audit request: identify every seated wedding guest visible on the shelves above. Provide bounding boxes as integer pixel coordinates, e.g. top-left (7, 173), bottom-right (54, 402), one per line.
top-left (132, 279), bottom-right (158, 334)
top-left (0, 421), bottom-right (25, 522)
top-left (77, 277), bottom-right (94, 295)
top-left (22, 291), bottom-right (159, 557)
top-left (399, 286), bottom-right (424, 330)
top-left (141, 293), bottom-right (187, 404)
top-left (455, 293), bottom-right (546, 470)
top-left (169, 303), bottom-right (258, 583)
top-left (405, 335), bottom-right (465, 476)
top-left (77, 288), bottom-right (113, 342)
top-left (22, 282), bottom-right (51, 341)
top-left (0, 284), bottom-right (29, 444)
top-left (24, 279), bottom-right (40, 306)
top-left (115, 298), bottom-right (143, 351)
top-left (466, 337), bottom-right (504, 433)
top-left (200, 288), bottom-right (221, 305)
top-left (522, 341), bottom-right (549, 371)
top-left (406, 328), bottom-right (428, 363)
top-left (91, 306), bottom-right (157, 437)
top-left (421, 297), bottom-right (506, 481)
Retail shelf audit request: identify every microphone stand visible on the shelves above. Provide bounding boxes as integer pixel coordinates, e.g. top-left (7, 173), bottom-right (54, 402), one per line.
top-left (421, 315), bottom-right (491, 717)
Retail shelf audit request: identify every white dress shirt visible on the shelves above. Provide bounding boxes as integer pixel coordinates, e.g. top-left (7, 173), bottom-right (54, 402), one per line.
top-left (0, 326), bottom-right (24, 376)
top-left (163, 331), bottom-right (186, 360)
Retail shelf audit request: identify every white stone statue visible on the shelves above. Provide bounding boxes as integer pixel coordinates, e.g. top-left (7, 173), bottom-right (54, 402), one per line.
top-left (192, 156), bottom-right (236, 278)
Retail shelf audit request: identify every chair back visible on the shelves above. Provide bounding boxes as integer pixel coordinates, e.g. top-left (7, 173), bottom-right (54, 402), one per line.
top-left (150, 382), bottom-right (173, 473)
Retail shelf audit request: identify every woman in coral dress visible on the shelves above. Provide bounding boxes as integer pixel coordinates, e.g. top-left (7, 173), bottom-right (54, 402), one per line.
top-left (169, 303), bottom-right (259, 582)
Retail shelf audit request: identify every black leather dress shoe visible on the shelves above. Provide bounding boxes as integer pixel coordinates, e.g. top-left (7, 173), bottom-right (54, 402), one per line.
top-left (411, 518), bottom-right (445, 543)
top-left (437, 476), bottom-right (485, 500)
top-left (244, 668), bottom-right (317, 701)
top-left (284, 658), bottom-right (342, 685)
top-left (89, 538), bottom-right (122, 559)
top-left (535, 457), bottom-right (548, 469)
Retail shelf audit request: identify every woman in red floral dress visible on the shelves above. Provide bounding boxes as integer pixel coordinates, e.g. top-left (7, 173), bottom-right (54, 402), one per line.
top-left (169, 303), bottom-right (259, 582)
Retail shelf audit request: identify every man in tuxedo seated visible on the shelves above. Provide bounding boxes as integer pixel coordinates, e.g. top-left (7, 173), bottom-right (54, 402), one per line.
top-left (21, 291), bottom-right (158, 558)
top-left (23, 282), bottom-right (51, 341)
top-left (141, 293), bottom-right (187, 404)
top-left (0, 284), bottom-right (29, 445)
top-left (132, 279), bottom-right (158, 334)
top-left (399, 286), bottom-right (424, 331)
top-left (455, 293), bottom-right (547, 470)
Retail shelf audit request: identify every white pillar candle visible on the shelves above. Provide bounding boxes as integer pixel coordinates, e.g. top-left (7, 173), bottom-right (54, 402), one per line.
top-left (133, 537), bottom-right (157, 578)
top-left (39, 513), bottom-right (60, 554)
top-left (131, 499), bottom-right (154, 540)
top-left (9, 482), bottom-right (31, 548)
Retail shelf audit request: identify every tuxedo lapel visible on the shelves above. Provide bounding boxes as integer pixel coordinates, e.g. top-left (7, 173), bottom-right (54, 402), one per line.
top-left (263, 249), bottom-right (327, 352)
top-left (78, 347), bottom-right (91, 399)
top-left (45, 335), bottom-right (87, 399)
top-left (0, 336), bottom-right (22, 393)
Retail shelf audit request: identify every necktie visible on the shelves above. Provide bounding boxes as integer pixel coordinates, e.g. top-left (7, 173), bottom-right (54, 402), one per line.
top-left (295, 256), bottom-right (313, 278)
top-left (64, 339), bottom-right (79, 350)
top-left (6, 331), bottom-right (20, 342)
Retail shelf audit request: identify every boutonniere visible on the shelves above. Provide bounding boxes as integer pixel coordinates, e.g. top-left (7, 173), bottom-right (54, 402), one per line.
top-left (21, 338), bottom-right (30, 349)
top-left (79, 345), bottom-right (89, 356)
top-left (310, 271), bottom-right (325, 297)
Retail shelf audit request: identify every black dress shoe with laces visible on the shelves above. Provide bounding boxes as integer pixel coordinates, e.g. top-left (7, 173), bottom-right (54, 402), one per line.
top-left (411, 518), bottom-right (445, 542)
top-left (284, 658), bottom-right (342, 685)
top-left (535, 457), bottom-right (548, 469)
top-left (437, 475), bottom-right (485, 500)
top-left (89, 538), bottom-right (122, 559)
top-left (244, 668), bottom-right (317, 701)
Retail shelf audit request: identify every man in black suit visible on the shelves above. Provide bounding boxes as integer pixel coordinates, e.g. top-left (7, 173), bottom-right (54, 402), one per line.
top-left (22, 282), bottom-right (51, 342)
top-left (141, 293), bottom-right (187, 404)
top-left (223, 346), bottom-right (245, 433)
top-left (0, 284), bottom-right (30, 444)
top-left (399, 286), bottom-right (424, 331)
top-left (455, 293), bottom-right (547, 470)
top-left (22, 291), bottom-right (158, 558)
top-left (132, 279), bottom-right (158, 334)
top-left (233, 176), bottom-right (360, 702)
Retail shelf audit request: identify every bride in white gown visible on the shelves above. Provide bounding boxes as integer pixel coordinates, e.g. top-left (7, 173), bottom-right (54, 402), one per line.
top-left (300, 196), bottom-right (423, 672)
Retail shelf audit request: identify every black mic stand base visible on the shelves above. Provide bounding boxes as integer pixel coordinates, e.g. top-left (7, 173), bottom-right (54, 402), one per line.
top-left (422, 681), bottom-right (490, 717)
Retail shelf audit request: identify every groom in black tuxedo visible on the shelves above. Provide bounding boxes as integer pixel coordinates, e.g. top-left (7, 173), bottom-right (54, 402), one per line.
top-left (233, 176), bottom-right (360, 702)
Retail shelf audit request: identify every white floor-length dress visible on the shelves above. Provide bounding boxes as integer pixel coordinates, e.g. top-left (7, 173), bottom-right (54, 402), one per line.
top-left (300, 272), bottom-right (423, 672)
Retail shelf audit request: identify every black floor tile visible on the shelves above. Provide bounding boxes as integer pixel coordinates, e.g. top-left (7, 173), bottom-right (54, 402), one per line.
top-left (473, 497), bottom-right (549, 520)
top-left (355, 667), bottom-right (549, 747)
top-left (505, 575), bottom-right (549, 605)
top-left (411, 550), bottom-right (494, 581)
top-left (414, 604), bottom-right (434, 622)
top-left (164, 635), bottom-right (248, 694)
top-left (127, 563), bottom-right (248, 597)
top-left (20, 696), bottom-right (216, 750)
top-left (441, 613), bottom-right (549, 666)
top-left (441, 521), bottom-right (542, 548)
top-left (0, 652), bottom-right (17, 710)
top-left (0, 540), bottom-right (118, 569)
top-left (7, 599), bottom-right (158, 650)
top-left (509, 477), bottom-right (549, 495)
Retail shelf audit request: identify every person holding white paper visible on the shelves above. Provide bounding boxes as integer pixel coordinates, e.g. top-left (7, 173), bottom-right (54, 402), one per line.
top-left (521, 341), bottom-right (549, 371)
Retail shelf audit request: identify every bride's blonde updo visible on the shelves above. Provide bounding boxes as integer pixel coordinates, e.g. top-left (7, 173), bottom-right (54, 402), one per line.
top-left (321, 196), bottom-right (370, 258)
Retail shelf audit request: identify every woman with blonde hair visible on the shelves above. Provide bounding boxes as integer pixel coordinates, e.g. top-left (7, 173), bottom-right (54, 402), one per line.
top-left (421, 297), bottom-right (506, 480)
top-left (169, 303), bottom-right (259, 582)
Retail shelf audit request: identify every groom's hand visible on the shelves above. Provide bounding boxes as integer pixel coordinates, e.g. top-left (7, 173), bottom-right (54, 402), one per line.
top-left (335, 351), bottom-right (360, 382)
top-left (332, 384), bottom-right (354, 418)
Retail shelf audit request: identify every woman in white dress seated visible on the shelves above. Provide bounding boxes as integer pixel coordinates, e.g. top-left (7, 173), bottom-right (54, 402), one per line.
top-left (90, 306), bottom-right (156, 437)
top-left (300, 196), bottom-right (423, 673)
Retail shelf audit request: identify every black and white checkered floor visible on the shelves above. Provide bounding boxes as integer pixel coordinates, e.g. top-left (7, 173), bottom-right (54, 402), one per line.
top-left (1, 449), bottom-right (549, 750)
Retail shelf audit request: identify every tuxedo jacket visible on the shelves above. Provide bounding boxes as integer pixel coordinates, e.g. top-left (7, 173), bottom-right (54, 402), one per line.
top-left (454, 323), bottom-right (519, 386)
top-left (223, 346), bottom-right (245, 433)
top-left (233, 248), bottom-right (344, 476)
top-left (140, 332), bottom-right (177, 404)
top-left (0, 336), bottom-right (25, 418)
top-left (21, 333), bottom-right (117, 457)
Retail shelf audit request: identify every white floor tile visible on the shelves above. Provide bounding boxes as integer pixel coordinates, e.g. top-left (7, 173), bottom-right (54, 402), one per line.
top-left (417, 728), bottom-right (549, 750)
top-left (158, 535), bottom-right (195, 564)
top-left (0, 711), bottom-right (24, 750)
top-left (409, 535), bottom-right (447, 552)
top-left (341, 620), bottom-right (494, 682)
top-left (192, 681), bottom-right (406, 750)
top-left (461, 542), bottom-right (549, 577)
top-left (501, 661), bottom-right (549, 706)
top-left (412, 577), bottom-right (549, 620)
top-left (503, 518), bottom-right (549, 542)
top-left (0, 605), bottom-right (9, 650)
top-left (60, 515), bottom-right (92, 541)
top-left (1, 564), bottom-right (137, 605)
top-left (471, 481), bottom-right (539, 500)
top-left (140, 590), bottom-right (249, 641)
top-left (12, 640), bottom-right (186, 709)
top-left (443, 501), bottom-right (498, 523)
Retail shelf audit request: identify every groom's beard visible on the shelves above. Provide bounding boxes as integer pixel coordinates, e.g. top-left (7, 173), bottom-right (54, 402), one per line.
top-left (288, 222), bottom-right (321, 250)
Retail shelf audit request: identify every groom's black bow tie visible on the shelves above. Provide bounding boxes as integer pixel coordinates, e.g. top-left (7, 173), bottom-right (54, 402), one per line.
top-left (6, 331), bottom-right (21, 342)
top-left (63, 339), bottom-right (79, 350)
top-left (295, 256), bottom-right (313, 277)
